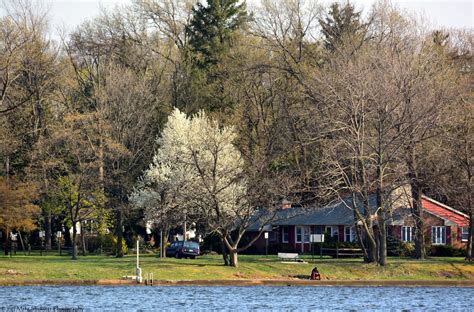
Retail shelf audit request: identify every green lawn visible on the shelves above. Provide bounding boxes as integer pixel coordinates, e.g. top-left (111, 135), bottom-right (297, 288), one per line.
top-left (0, 253), bottom-right (473, 282)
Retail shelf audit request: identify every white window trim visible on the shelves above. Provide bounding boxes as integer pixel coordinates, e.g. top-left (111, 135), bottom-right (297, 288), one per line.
top-left (431, 226), bottom-right (446, 245)
top-left (295, 226), bottom-right (302, 243)
top-left (282, 226), bottom-right (289, 243)
top-left (344, 226), bottom-right (355, 242)
top-left (461, 227), bottom-right (469, 242)
top-left (295, 226), bottom-right (310, 243)
top-left (325, 226), bottom-right (338, 238)
top-left (269, 231), bottom-right (277, 242)
top-left (401, 226), bottom-right (415, 243)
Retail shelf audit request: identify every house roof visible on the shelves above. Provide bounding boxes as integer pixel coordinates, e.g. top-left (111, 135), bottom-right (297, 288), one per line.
top-left (272, 205), bottom-right (355, 226)
top-left (248, 194), bottom-right (405, 230)
top-left (421, 196), bottom-right (469, 227)
top-left (248, 194), bottom-right (469, 231)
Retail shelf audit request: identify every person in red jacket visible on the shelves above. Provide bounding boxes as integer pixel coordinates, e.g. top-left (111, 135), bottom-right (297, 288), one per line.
top-left (310, 267), bottom-right (321, 280)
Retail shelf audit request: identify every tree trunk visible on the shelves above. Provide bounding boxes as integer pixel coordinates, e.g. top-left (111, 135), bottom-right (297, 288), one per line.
top-left (18, 231), bottom-right (26, 255)
top-left (358, 160), bottom-right (378, 264)
top-left (98, 118), bottom-right (105, 186)
top-left (221, 240), bottom-right (230, 266)
top-left (64, 225), bottom-right (72, 248)
top-left (164, 229), bottom-right (170, 256)
top-left (354, 223), bottom-right (368, 260)
top-left (467, 207), bottom-right (473, 261)
top-left (72, 222), bottom-right (78, 260)
top-left (371, 227), bottom-right (379, 264)
top-left (378, 217), bottom-right (387, 266)
top-left (229, 249), bottom-right (238, 267)
top-left (376, 177), bottom-right (387, 266)
top-left (99, 143), bottom-right (104, 185)
top-left (412, 186), bottom-right (426, 260)
top-left (365, 219), bottom-right (378, 263)
top-left (45, 209), bottom-right (52, 250)
top-left (160, 229), bottom-right (165, 258)
top-left (81, 229), bottom-right (87, 256)
top-left (5, 155), bottom-right (9, 183)
top-left (465, 172), bottom-right (473, 261)
top-left (4, 228), bottom-right (9, 256)
top-left (406, 144), bottom-right (426, 260)
top-left (161, 228), bottom-right (170, 258)
top-left (116, 208), bottom-right (123, 258)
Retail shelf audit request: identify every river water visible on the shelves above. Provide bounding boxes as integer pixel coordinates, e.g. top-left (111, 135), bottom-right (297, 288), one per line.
top-left (1, 286), bottom-right (473, 311)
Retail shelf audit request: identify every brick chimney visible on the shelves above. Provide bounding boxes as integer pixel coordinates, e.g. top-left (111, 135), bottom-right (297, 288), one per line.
top-left (282, 199), bottom-right (291, 209)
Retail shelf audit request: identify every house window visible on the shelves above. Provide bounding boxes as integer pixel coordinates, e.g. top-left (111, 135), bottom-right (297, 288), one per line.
top-left (401, 226), bottom-right (415, 242)
top-left (281, 226), bottom-right (289, 243)
top-left (345, 226), bottom-right (356, 242)
top-left (304, 226), bottom-right (310, 243)
top-left (431, 226), bottom-right (446, 245)
top-left (296, 226), bottom-right (302, 243)
top-left (462, 227), bottom-right (469, 242)
top-left (325, 226), bottom-right (338, 238)
top-left (295, 226), bottom-right (310, 243)
top-left (269, 231), bottom-right (277, 242)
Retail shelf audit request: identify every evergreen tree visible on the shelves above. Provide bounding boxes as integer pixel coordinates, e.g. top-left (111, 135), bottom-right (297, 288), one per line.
top-left (319, 2), bottom-right (367, 52)
top-left (186, 0), bottom-right (248, 70)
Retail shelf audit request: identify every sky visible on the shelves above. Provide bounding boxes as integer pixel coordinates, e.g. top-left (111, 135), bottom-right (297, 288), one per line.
top-left (6, 0), bottom-right (474, 35)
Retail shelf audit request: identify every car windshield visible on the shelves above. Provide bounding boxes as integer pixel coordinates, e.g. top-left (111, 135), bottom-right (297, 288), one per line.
top-left (184, 241), bottom-right (199, 249)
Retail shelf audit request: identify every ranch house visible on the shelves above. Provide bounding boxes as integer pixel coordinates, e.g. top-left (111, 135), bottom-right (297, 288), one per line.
top-left (246, 195), bottom-right (470, 254)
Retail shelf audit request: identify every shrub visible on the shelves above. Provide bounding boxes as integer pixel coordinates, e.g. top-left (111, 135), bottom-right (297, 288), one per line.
top-left (386, 235), bottom-right (402, 256)
top-left (112, 235), bottom-right (128, 255)
top-left (400, 242), bottom-right (415, 257)
top-left (81, 234), bottom-right (127, 255)
top-left (240, 244), bottom-right (259, 255)
top-left (321, 241), bottom-right (360, 249)
top-left (429, 245), bottom-right (465, 257)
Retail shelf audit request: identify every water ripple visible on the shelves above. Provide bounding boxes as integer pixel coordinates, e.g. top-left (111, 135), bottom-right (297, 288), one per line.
top-left (0, 286), bottom-right (473, 311)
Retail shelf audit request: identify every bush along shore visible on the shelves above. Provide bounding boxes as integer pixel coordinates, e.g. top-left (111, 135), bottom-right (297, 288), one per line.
top-left (1, 254), bottom-right (473, 286)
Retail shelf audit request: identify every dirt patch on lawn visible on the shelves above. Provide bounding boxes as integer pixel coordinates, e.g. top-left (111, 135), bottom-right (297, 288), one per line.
top-left (292, 274), bottom-right (309, 280)
top-left (437, 271), bottom-right (459, 279)
top-left (233, 272), bottom-right (246, 279)
top-left (4, 269), bottom-right (22, 276)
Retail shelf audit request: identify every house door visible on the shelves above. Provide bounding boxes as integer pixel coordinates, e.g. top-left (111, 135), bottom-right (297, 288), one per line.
top-left (295, 226), bottom-right (310, 253)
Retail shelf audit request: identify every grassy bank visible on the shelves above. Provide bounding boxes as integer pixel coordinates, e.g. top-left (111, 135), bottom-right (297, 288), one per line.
top-left (0, 254), bottom-right (473, 283)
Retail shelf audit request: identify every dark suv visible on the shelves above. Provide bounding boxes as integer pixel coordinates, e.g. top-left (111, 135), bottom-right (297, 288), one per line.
top-left (166, 241), bottom-right (200, 259)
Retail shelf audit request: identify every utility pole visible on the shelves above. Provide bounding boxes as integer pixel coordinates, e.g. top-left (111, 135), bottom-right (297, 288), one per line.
top-left (160, 229), bottom-right (163, 258)
top-left (183, 210), bottom-right (187, 241)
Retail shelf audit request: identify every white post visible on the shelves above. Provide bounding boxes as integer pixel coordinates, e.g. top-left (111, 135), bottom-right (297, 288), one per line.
top-left (136, 240), bottom-right (142, 283)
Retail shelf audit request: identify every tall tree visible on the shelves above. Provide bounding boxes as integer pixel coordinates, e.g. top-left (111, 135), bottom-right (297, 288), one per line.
top-left (432, 31), bottom-right (474, 260)
top-left (0, 177), bottom-right (39, 255)
top-left (64, 10), bottom-right (169, 256)
top-left (319, 1), bottom-right (368, 52)
top-left (138, 109), bottom-right (288, 267)
top-left (186, 0), bottom-right (248, 70)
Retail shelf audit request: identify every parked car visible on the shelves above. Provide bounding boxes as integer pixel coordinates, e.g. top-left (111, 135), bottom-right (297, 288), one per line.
top-left (166, 240), bottom-right (200, 259)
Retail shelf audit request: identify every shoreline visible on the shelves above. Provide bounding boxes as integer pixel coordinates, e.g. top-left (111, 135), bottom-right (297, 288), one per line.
top-left (1, 279), bottom-right (473, 287)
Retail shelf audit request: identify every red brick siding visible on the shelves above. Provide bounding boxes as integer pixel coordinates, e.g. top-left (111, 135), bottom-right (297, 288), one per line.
top-left (391, 225), bottom-right (402, 240)
top-left (289, 225), bottom-right (295, 245)
top-left (447, 226), bottom-right (451, 245)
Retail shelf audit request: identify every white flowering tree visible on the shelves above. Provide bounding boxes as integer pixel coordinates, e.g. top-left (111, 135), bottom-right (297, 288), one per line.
top-left (130, 110), bottom-right (191, 257)
top-left (133, 108), bottom-right (271, 267)
top-left (185, 110), bottom-right (252, 267)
